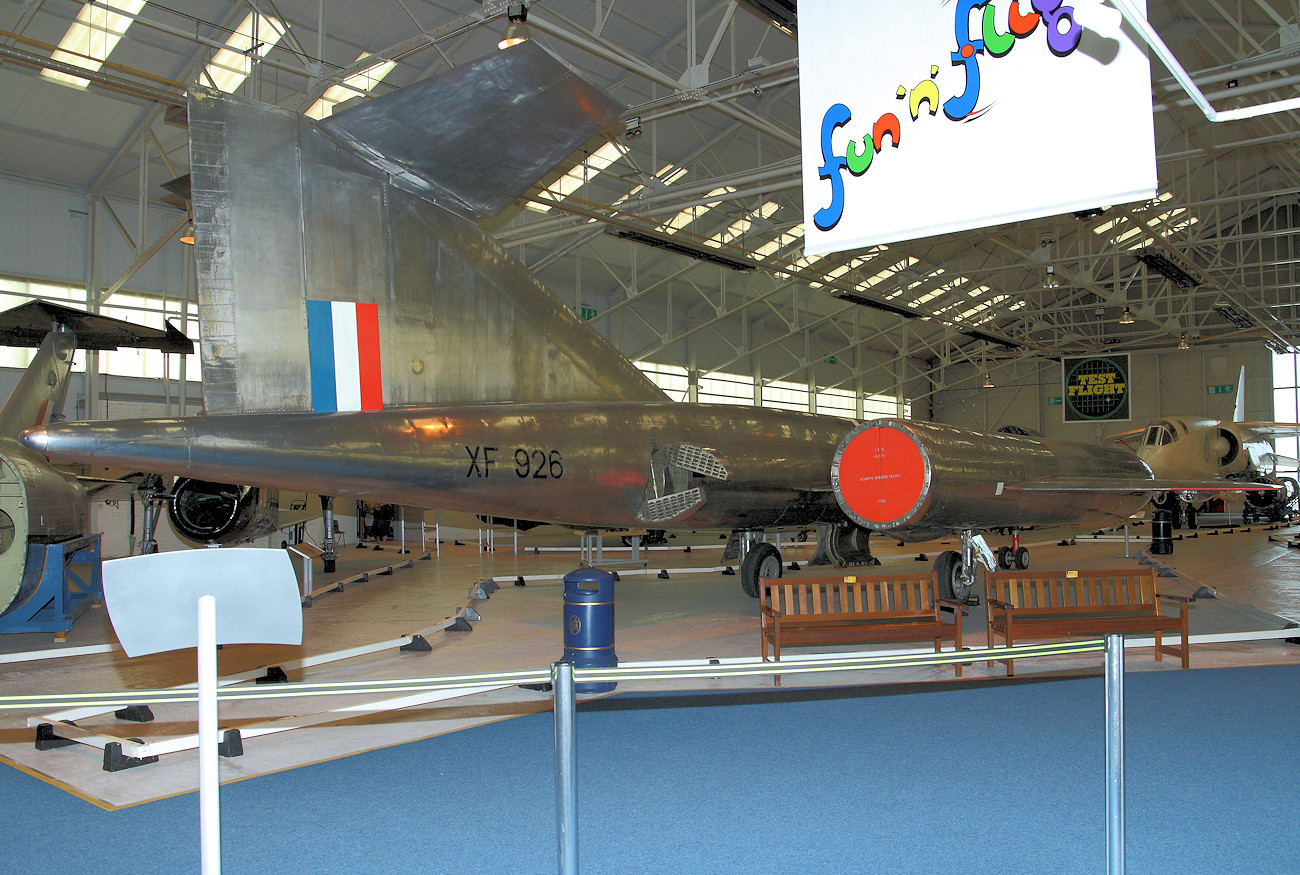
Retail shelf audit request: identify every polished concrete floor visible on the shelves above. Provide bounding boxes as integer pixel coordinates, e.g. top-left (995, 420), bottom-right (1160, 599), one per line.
top-left (2, 520), bottom-right (1299, 809)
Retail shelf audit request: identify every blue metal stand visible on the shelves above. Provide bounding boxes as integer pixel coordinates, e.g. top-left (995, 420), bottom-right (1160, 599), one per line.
top-left (0, 535), bottom-right (103, 635)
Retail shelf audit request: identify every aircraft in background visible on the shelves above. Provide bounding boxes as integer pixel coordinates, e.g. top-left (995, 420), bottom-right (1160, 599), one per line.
top-left (17, 43), bottom-right (1295, 602)
top-left (1114, 367), bottom-right (1300, 524)
top-left (0, 301), bottom-right (196, 620)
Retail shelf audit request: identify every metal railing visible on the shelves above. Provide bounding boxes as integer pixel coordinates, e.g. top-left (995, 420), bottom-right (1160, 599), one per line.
top-left (1, 637), bottom-right (1128, 874)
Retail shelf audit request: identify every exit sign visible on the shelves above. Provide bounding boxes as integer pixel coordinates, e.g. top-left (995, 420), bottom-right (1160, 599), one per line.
top-left (824, 355), bottom-right (838, 365)
top-left (1207, 384), bottom-right (1234, 395)
top-left (1048, 396), bottom-right (1063, 405)
top-left (576, 306), bottom-right (598, 321)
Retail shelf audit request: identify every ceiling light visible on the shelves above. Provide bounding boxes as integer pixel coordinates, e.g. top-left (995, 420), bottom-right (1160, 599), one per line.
top-left (1178, 334), bottom-right (1190, 350)
top-left (498, 4), bottom-right (530, 50)
top-left (180, 220), bottom-right (195, 245)
top-left (983, 373), bottom-right (994, 388)
top-left (1120, 307), bottom-right (1135, 324)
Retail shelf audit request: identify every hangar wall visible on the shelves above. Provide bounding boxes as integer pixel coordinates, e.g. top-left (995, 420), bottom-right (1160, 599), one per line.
top-left (935, 344), bottom-right (1275, 440)
top-left (0, 174), bottom-right (188, 300)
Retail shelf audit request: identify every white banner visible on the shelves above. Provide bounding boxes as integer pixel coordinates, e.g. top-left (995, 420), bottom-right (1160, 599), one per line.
top-left (799, 1), bottom-right (1157, 256)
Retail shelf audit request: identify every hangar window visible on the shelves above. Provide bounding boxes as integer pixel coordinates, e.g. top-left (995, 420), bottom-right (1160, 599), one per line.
top-left (864, 393), bottom-right (910, 419)
top-left (1273, 353), bottom-right (1300, 481)
top-left (698, 370), bottom-right (754, 406)
top-left (0, 278), bottom-right (199, 387)
top-left (762, 379), bottom-right (808, 412)
top-left (635, 361), bottom-right (688, 401)
top-left (816, 386), bottom-right (856, 418)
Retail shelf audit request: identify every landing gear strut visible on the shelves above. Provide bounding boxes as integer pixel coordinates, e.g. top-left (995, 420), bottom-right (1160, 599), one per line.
top-left (934, 530), bottom-right (997, 604)
top-left (319, 495), bottom-right (337, 573)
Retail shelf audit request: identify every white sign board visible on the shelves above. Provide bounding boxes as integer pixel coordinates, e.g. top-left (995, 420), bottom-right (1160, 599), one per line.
top-left (799, 0), bottom-right (1157, 255)
top-left (103, 548), bottom-right (303, 657)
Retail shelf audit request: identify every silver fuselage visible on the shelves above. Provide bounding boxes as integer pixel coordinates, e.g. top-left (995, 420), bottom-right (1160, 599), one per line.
top-left (25, 402), bottom-right (854, 531)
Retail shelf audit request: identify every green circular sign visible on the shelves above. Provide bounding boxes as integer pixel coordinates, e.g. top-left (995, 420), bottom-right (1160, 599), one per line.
top-left (1065, 357), bottom-right (1129, 420)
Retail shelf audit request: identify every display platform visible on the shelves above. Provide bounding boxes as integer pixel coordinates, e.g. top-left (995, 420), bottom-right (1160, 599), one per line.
top-left (2, 524), bottom-right (1299, 809)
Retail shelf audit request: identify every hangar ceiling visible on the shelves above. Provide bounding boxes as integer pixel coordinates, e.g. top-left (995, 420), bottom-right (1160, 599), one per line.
top-left (2, 1), bottom-right (1300, 408)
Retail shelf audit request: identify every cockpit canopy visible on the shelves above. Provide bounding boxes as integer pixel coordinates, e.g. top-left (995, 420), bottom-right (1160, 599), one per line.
top-left (1142, 421), bottom-right (1180, 447)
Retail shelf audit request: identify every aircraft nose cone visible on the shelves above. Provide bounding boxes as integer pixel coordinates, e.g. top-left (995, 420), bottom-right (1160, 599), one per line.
top-left (20, 427), bottom-right (49, 452)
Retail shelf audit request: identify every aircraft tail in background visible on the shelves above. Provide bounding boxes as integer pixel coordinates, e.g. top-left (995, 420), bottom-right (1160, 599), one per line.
top-left (1234, 365), bottom-right (1247, 422)
top-left (187, 40), bottom-right (666, 416)
top-left (0, 326), bottom-right (75, 440)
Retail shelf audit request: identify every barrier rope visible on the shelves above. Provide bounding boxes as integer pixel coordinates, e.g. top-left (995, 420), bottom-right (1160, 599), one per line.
top-left (0, 640), bottom-right (1106, 712)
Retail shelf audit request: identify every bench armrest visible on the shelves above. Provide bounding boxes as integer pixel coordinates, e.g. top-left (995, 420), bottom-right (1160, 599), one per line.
top-left (935, 598), bottom-right (967, 612)
top-left (987, 598), bottom-right (1013, 611)
top-left (759, 605), bottom-right (782, 619)
top-left (1157, 592), bottom-right (1192, 603)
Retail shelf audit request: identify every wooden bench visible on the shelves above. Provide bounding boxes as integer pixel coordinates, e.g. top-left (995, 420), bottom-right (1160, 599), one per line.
top-left (760, 572), bottom-right (965, 685)
top-left (986, 566), bottom-right (1190, 676)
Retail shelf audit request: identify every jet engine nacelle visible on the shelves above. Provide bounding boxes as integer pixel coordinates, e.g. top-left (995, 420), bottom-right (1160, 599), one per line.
top-left (167, 478), bottom-right (280, 545)
top-left (830, 419), bottom-right (1154, 541)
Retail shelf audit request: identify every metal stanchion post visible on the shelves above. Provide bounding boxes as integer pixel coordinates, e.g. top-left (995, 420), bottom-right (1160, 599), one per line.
top-left (553, 661), bottom-right (578, 875)
top-left (1105, 633), bottom-right (1126, 875)
top-left (198, 595), bottom-right (221, 874)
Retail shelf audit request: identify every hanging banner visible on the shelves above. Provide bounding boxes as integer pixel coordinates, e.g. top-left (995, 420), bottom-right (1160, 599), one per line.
top-left (1063, 354), bottom-right (1130, 421)
top-left (799, 1), bottom-right (1157, 256)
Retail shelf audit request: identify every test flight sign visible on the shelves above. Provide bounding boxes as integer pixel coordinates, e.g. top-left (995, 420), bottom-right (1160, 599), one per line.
top-left (1063, 354), bottom-right (1129, 422)
top-left (798, 1), bottom-right (1158, 255)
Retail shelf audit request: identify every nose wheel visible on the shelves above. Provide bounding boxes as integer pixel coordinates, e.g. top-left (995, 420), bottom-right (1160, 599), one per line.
top-left (995, 545), bottom-right (1030, 570)
top-left (934, 550), bottom-right (972, 602)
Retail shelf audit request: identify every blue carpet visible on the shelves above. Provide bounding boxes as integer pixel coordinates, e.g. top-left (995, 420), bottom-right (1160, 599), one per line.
top-left (1, 665), bottom-right (1297, 873)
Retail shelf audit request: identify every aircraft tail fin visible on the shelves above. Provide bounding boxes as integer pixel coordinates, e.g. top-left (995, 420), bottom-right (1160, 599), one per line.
top-left (1233, 365), bottom-right (1246, 422)
top-left (0, 327), bottom-right (76, 440)
top-left (188, 43), bottom-right (665, 415)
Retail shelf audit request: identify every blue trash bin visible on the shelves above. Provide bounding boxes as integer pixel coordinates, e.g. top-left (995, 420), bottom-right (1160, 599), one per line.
top-left (562, 568), bottom-right (617, 693)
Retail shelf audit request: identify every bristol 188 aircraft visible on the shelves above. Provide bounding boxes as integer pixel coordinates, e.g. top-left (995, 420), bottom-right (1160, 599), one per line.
top-left (18, 42), bottom-right (1292, 602)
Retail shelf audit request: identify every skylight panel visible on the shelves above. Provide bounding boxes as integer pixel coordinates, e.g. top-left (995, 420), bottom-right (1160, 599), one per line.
top-left (305, 54), bottom-right (397, 120)
top-left (663, 187), bottom-right (737, 233)
top-left (616, 164), bottom-right (689, 205)
top-left (755, 223), bottom-right (804, 259)
top-left (705, 201), bottom-right (779, 249)
top-left (524, 141), bottom-right (629, 213)
top-left (204, 12), bottom-right (289, 93)
top-left (42, 0), bottom-right (147, 89)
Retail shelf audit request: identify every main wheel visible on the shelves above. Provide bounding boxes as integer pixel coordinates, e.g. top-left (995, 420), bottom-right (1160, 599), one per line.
top-left (996, 545), bottom-right (1013, 569)
top-left (1014, 546), bottom-right (1030, 570)
top-left (934, 550), bottom-right (970, 601)
top-left (740, 541), bottom-right (782, 598)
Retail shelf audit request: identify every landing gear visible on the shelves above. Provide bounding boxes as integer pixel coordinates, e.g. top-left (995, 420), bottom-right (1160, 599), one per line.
top-left (934, 550), bottom-right (969, 601)
top-left (995, 532), bottom-right (1030, 570)
top-left (740, 541), bottom-right (782, 598)
top-left (319, 495), bottom-right (338, 573)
